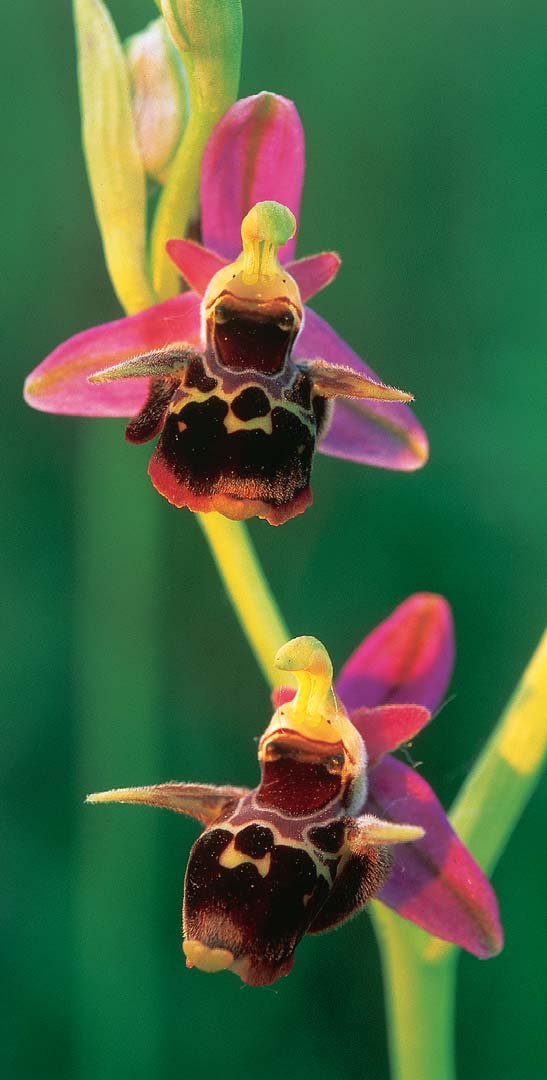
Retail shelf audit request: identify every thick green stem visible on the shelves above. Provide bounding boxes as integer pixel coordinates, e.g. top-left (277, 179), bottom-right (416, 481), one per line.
top-left (372, 905), bottom-right (457, 1080)
top-left (449, 625), bottom-right (547, 876)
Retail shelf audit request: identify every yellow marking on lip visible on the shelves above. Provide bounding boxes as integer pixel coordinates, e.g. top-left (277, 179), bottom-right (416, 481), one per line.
top-left (170, 388), bottom-right (213, 413)
top-left (223, 411), bottom-right (273, 436)
top-left (219, 840), bottom-right (272, 878)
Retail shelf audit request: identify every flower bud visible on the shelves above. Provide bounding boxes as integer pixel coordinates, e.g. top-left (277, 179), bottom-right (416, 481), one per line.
top-left (126, 19), bottom-right (188, 184)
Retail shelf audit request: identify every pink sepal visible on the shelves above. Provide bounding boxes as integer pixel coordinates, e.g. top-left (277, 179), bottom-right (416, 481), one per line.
top-left (200, 92), bottom-right (305, 263)
top-left (295, 309), bottom-right (428, 471)
top-left (336, 594), bottom-right (454, 715)
top-left (166, 239), bottom-right (227, 297)
top-left (286, 253), bottom-right (341, 302)
top-left (24, 294), bottom-right (201, 417)
top-left (367, 755), bottom-right (503, 958)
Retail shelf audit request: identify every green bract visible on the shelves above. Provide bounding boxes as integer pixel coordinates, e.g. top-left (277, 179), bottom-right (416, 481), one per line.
top-left (73, 0), bottom-right (155, 314)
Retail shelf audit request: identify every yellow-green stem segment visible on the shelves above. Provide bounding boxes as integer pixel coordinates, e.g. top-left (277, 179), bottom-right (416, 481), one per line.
top-left (450, 624), bottom-right (547, 875)
top-left (371, 905), bottom-right (457, 1080)
top-left (151, 110), bottom-right (219, 298)
top-left (197, 514), bottom-right (290, 688)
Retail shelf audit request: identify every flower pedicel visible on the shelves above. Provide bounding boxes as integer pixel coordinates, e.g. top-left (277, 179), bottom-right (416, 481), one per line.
top-left (88, 595), bottom-right (502, 986)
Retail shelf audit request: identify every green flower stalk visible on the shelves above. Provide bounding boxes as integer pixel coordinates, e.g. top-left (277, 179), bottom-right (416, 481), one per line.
top-left (151, 0), bottom-right (243, 299)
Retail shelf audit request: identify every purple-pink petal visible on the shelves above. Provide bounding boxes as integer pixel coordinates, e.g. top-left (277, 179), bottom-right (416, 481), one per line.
top-left (271, 686), bottom-right (295, 710)
top-left (200, 92), bottom-right (305, 263)
top-left (167, 239), bottom-right (228, 297)
top-left (24, 293), bottom-right (202, 417)
top-left (295, 309), bottom-right (428, 471)
top-left (336, 593), bottom-right (454, 716)
top-left (286, 253), bottom-right (341, 302)
top-left (351, 704), bottom-right (431, 765)
top-left (366, 755), bottom-right (503, 958)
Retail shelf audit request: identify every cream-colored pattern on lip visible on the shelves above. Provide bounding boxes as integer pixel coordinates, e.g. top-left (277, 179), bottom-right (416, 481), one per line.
top-left (223, 411), bottom-right (273, 436)
top-left (219, 838), bottom-right (272, 878)
top-left (182, 940), bottom-right (234, 973)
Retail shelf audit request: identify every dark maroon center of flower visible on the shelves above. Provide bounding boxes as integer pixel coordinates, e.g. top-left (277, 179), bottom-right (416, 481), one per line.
top-left (257, 757), bottom-right (342, 815)
top-left (213, 304), bottom-right (294, 374)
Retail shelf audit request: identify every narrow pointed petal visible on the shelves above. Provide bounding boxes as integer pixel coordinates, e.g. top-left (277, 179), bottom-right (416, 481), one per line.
top-left (367, 756), bottom-right (503, 958)
top-left (88, 346), bottom-right (200, 382)
top-left (348, 814), bottom-right (425, 848)
top-left (295, 308), bottom-right (428, 470)
top-left (24, 293), bottom-right (201, 417)
top-left (300, 360), bottom-right (412, 402)
top-left (351, 704), bottom-right (431, 765)
top-left (286, 252), bottom-right (341, 302)
top-left (336, 593), bottom-right (455, 717)
top-left (166, 239), bottom-right (228, 296)
top-left (86, 782), bottom-right (249, 826)
top-left (201, 92), bottom-right (305, 262)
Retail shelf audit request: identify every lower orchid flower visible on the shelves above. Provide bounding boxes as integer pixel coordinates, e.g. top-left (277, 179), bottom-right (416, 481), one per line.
top-left (87, 594), bottom-right (502, 986)
top-left (24, 93), bottom-right (428, 525)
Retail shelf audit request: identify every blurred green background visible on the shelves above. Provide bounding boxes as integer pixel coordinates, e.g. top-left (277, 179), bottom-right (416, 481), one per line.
top-left (3, 1), bottom-right (547, 1077)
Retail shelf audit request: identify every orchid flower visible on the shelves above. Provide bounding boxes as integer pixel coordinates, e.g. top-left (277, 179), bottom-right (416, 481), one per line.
top-left (24, 93), bottom-right (428, 525)
top-left (87, 594), bottom-right (502, 987)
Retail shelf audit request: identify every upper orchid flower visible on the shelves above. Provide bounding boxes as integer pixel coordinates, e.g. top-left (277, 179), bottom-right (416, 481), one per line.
top-left (24, 93), bottom-right (428, 524)
top-left (87, 594), bottom-right (502, 986)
